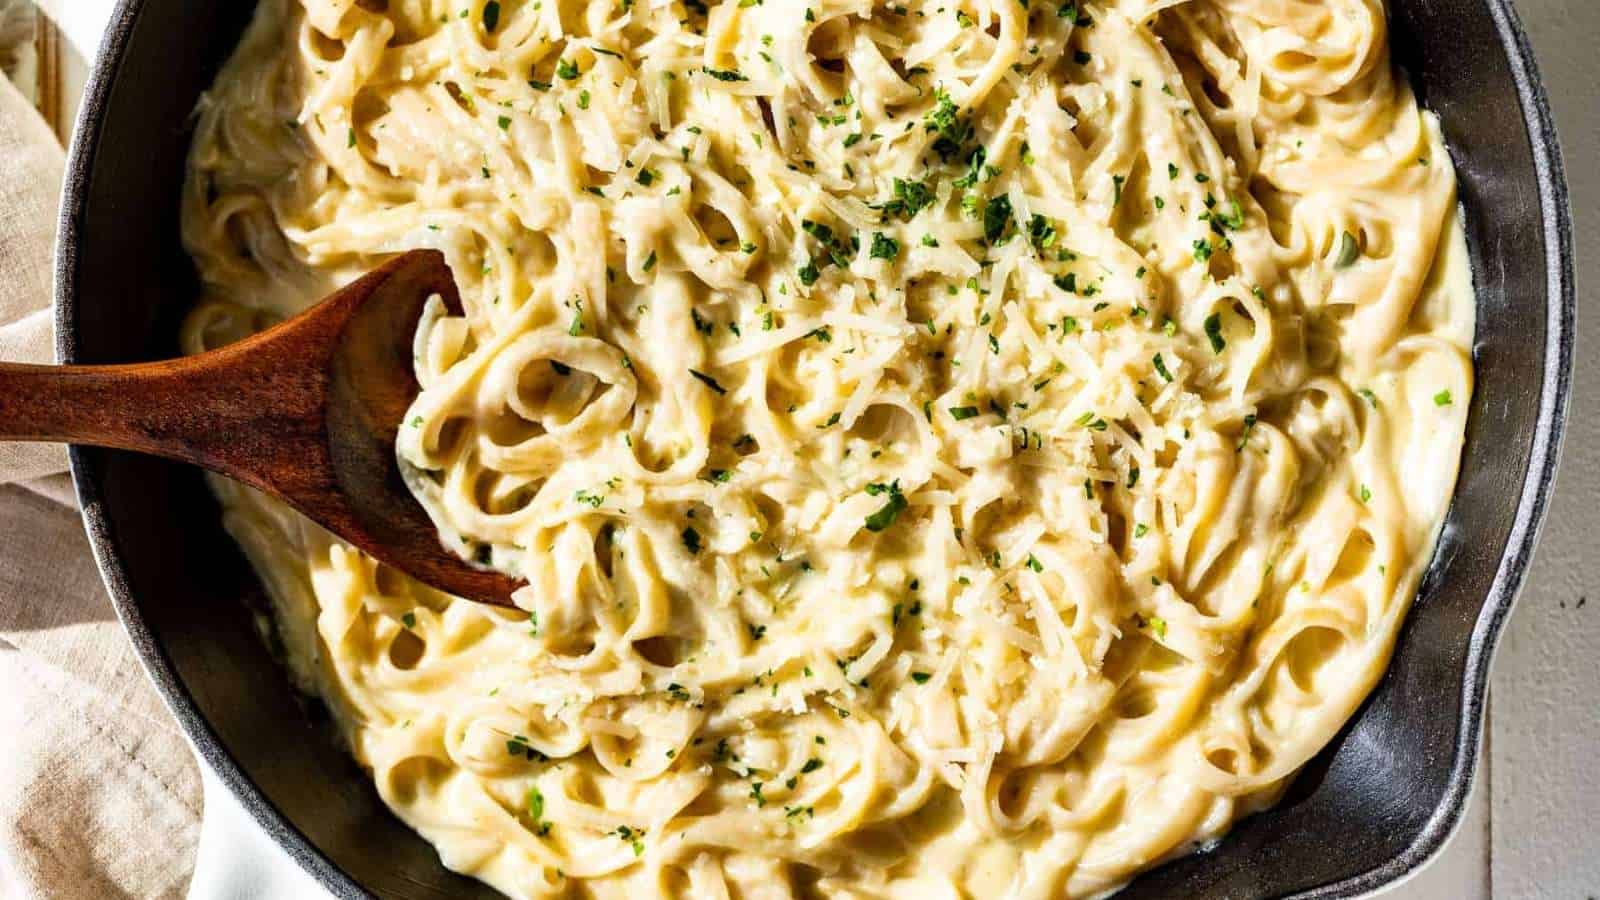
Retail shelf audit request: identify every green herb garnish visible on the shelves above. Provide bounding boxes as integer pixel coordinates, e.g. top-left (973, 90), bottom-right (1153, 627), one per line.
top-left (982, 195), bottom-right (1013, 244)
top-left (1204, 313), bottom-right (1226, 353)
top-left (689, 369), bottom-right (727, 395)
top-left (864, 482), bottom-right (908, 532)
top-left (869, 232), bottom-right (900, 261)
top-left (1334, 230), bottom-right (1360, 268)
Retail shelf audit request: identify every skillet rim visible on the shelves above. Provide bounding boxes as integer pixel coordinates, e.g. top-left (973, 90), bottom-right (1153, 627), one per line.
top-left (52, 2), bottom-right (1575, 898)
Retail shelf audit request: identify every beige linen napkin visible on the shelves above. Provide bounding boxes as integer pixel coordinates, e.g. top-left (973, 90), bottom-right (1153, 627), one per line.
top-left (0, 68), bottom-right (202, 899)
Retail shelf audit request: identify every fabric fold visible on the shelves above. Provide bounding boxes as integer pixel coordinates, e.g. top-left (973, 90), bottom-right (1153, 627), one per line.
top-left (0, 17), bottom-right (201, 898)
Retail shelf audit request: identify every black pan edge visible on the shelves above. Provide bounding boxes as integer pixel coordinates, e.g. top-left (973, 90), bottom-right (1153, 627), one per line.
top-left (1287, 0), bottom-right (1576, 895)
top-left (51, 2), bottom-right (1574, 899)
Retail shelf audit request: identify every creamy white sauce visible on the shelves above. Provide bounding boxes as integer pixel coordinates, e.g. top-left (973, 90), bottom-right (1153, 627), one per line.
top-left (180, 0), bottom-right (1474, 896)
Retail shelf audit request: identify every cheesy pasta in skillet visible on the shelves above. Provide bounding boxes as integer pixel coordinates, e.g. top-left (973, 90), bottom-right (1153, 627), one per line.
top-left (180, 0), bottom-right (1473, 895)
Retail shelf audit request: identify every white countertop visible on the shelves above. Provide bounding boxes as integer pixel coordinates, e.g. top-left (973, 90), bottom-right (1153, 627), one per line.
top-left (50, 1), bottom-right (1600, 896)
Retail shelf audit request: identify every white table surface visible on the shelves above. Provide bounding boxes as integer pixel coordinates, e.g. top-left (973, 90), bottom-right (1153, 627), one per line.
top-left (53, 1), bottom-right (1600, 897)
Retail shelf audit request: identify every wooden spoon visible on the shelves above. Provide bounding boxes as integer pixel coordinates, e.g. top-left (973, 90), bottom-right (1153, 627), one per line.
top-left (0, 250), bottom-right (523, 606)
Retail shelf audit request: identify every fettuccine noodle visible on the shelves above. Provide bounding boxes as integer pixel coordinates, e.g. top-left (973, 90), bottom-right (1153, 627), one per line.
top-left (179, 0), bottom-right (1474, 895)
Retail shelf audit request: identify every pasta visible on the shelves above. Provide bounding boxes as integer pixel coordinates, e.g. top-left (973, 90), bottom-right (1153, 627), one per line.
top-left (179, 0), bottom-right (1475, 896)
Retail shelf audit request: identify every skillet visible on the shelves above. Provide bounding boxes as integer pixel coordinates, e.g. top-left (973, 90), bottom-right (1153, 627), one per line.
top-left (54, 1), bottom-right (1573, 896)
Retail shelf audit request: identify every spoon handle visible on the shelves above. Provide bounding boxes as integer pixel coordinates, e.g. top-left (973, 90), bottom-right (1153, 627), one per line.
top-left (0, 359), bottom-right (208, 451)
top-left (0, 343), bottom-right (324, 492)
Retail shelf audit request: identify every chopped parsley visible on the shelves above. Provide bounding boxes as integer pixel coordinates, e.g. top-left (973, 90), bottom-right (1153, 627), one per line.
top-left (869, 232), bottom-right (901, 261)
top-left (1236, 413), bottom-right (1257, 451)
top-left (689, 369), bottom-right (727, 395)
top-left (1334, 230), bottom-right (1361, 268)
top-left (691, 308), bottom-right (715, 335)
top-left (952, 145), bottom-right (987, 189)
top-left (1204, 313), bottom-right (1226, 353)
top-left (1153, 352), bottom-right (1174, 382)
top-left (1219, 199), bottom-right (1244, 230)
top-left (526, 787), bottom-right (552, 836)
top-left (864, 481), bottom-right (908, 532)
top-left (507, 734), bottom-right (548, 762)
top-left (982, 195), bottom-right (1013, 244)
top-left (924, 88), bottom-right (960, 139)
top-left (885, 177), bottom-right (936, 221)
top-left (611, 825), bottom-right (645, 856)
top-left (1029, 214), bottom-right (1057, 250)
top-left (1141, 614), bottom-right (1168, 640)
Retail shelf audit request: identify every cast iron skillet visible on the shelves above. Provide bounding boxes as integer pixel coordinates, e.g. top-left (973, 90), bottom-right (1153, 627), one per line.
top-left (54, 1), bottom-right (1573, 897)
